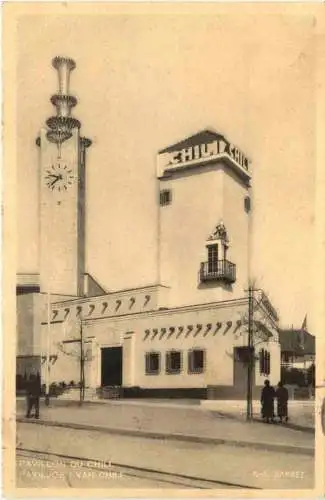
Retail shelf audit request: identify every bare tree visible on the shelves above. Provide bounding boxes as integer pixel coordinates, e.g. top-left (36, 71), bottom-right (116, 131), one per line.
top-left (55, 318), bottom-right (95, 405)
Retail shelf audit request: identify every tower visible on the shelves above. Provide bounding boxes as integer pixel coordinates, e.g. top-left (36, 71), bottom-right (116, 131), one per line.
top-left (157, 129), bottom-right (251, 307)
top-left (37, 57), bottom-right (91, 296)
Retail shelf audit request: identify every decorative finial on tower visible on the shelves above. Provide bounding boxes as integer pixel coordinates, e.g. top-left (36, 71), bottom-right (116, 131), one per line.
top-left (36, 56), bottom-right (91, 158)
top-left (46, 57), bottom-right (80, 158)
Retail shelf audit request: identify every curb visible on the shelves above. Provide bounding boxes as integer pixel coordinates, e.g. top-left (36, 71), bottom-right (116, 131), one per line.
top-left (252, 418), bottom-right (314, 434)
top-left (16, 418), bottom-right (314, 456)
top-left (210, 411), bottom-right (314, 434)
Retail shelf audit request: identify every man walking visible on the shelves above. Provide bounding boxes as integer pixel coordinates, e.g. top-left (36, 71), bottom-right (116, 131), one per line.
top-left (261, 379), bottom-right (275, 423)
top-left (275, 381), bottom-right (289, 423)
top-left (25, 371), bottom-right (41, 419)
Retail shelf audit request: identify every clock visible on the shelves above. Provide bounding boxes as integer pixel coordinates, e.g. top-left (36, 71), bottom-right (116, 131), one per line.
top-left (44, 163), bottom-right (75, 191)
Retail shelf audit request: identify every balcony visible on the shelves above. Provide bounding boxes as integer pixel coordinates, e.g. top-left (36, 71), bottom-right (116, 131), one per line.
top-left (199, 260), bottom-right (236, 284)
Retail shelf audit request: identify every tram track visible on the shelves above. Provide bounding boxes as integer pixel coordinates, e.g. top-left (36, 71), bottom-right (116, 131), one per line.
top-left (16, 447), bottom-right (262, 490)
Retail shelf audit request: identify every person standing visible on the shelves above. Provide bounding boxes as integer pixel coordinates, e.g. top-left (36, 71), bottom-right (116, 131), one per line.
top-left (275, 381), bottom-right (289, 423)
top-left (25, 371), bottom-right (41, 419)
top-left (261, 379), bottom-right (275, 423)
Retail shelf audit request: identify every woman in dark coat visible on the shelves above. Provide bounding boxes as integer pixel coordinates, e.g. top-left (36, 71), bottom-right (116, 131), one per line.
top-left (261, 379), bottom-right (275, 423)
top-left (275, 381), bottom-right (289, 423)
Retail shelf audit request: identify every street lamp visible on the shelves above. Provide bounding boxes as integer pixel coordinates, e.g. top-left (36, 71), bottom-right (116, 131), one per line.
top-left (79, 316), bottom-right (85, 405)
top-left (45, 291), bottom-right (51, 406)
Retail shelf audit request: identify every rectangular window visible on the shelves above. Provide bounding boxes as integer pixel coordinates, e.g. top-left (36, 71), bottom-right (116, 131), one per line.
top-left (166, 351), bottom-right (182, 374)
top-left (259, 349), bottom-right (265, 374)
top-left (259, 349), bottom-right (271, 375)
top-left (145, 352), bottom-right (160, 375)
top-left (159, 190), bottom-right (172, 206)
top-left (266, 352), bottom-right (271, 375)
top-left (207, 245), bottom-right (218, 273)
top-left (188, 349), bottom-right (205, 374)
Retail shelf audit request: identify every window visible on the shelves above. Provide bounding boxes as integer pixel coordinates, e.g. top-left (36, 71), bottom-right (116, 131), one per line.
top-left (160, 190), bottom-right (172, 206)
top-left (266, 351), bottom-right (271, 375)
top-left (207, 245), bottom-right (218, 273)
top-left (244, 196), bottom-right (251, 213)
top-left (145, 352), bottom-right (160, 375)
top-left (259, 349), bottom-right (270, 376)
top-left (188, 349), bottom-right (205, 374)
top-left (166, 350), bottom-right (182, 374)
top-left (259, 349), bottom-right (264, 374)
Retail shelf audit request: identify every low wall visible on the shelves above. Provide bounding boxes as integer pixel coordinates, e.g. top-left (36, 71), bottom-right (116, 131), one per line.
top-left (99, 386), bottom-right (208, 400)
top-left (98, 385), bottom-right (262, 400)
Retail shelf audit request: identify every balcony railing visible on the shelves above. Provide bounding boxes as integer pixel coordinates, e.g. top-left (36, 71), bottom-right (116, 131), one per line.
top-left (199, 260), bottom-right (236, 284)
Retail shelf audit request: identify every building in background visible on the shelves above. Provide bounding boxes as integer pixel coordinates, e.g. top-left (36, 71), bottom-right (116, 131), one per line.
top-left (279, 328), bottom-right (315, 371)
top-left (16, 56), bottom-right (281, 399)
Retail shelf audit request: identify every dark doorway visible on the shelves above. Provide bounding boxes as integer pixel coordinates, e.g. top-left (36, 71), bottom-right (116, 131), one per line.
top-left (101, 347), bottom-right (123, 386)
top-left (233, 347), bottom-right (255, 398)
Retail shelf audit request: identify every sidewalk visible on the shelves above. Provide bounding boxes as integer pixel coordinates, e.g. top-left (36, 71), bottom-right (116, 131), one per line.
top-left (16, 395), bottom-right (315, 430)
top-left (200, 399), bottom-right (315, 431)
top-left (16, 398), bottom-right (314, 456)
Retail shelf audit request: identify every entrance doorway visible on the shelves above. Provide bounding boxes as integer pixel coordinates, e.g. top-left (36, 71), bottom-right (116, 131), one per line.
top-left (101, 347), bottom-right (123, 386)
top-left (233, 347), bottom-right (255, 397)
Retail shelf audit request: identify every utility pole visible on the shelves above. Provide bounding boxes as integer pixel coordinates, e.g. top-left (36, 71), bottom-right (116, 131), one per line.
top-left (246, 176), bottom-right (253, 421)
top-left (246, 284), bottom-right (254, 421)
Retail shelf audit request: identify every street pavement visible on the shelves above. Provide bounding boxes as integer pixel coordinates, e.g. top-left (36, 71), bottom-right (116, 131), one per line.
top-left (17, 422), bottom-right (314, 490)
top-left (16, 449), bottom-right (208, 489)
top-left (16, 398), bottom-right (314, 454)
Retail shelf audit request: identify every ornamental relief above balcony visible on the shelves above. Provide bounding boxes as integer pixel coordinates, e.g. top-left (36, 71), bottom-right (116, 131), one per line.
top-left (206, 221), bottom-right (229, 244)
top-left (199, 221), bottom-right (236, 285)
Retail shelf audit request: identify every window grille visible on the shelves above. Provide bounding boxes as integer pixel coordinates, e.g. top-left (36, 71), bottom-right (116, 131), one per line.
top-left (160, 190), bottom-right (172, 206)
top-left (266, 351), bottom-right (271, 375)
top-left (259, 349), bottom-right (271, 376)
top-left (188, 349), bottom-right (205, 374)
top-left (259, 349), bottom-right (265, 374)
top-left (145, 352), bottom-right (160, 375)
top-left (166, 351), bottom-right (182, 374)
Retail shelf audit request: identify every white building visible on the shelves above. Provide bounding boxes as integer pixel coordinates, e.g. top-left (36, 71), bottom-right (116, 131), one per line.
top-left (17, 56), bottom-right (281, 399)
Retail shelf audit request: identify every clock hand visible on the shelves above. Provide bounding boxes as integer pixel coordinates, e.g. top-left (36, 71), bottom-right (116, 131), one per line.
top-left (50, 177), bottom-right (60, 187)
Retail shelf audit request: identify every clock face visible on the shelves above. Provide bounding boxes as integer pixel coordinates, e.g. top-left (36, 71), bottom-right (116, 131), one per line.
top-left (44, 163), bottom-right (75, 191)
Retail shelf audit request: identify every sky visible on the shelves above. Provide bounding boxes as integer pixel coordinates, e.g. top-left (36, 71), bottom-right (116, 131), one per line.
top-left (14, 4), bottom-right (317, 330)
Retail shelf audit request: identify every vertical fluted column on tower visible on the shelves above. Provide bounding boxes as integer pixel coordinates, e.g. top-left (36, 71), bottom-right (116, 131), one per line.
top-left (55, 56), bottom-right (74, 95)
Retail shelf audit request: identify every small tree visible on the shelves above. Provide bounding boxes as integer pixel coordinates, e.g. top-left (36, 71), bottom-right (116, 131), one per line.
top-left (236, 285), bottom-right (279, 352)
top-left (55, 319), bottom-right (95, 405)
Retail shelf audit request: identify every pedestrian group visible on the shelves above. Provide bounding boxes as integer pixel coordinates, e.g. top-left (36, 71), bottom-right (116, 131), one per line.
top-left (261, 379), bottom-right (289, 424)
